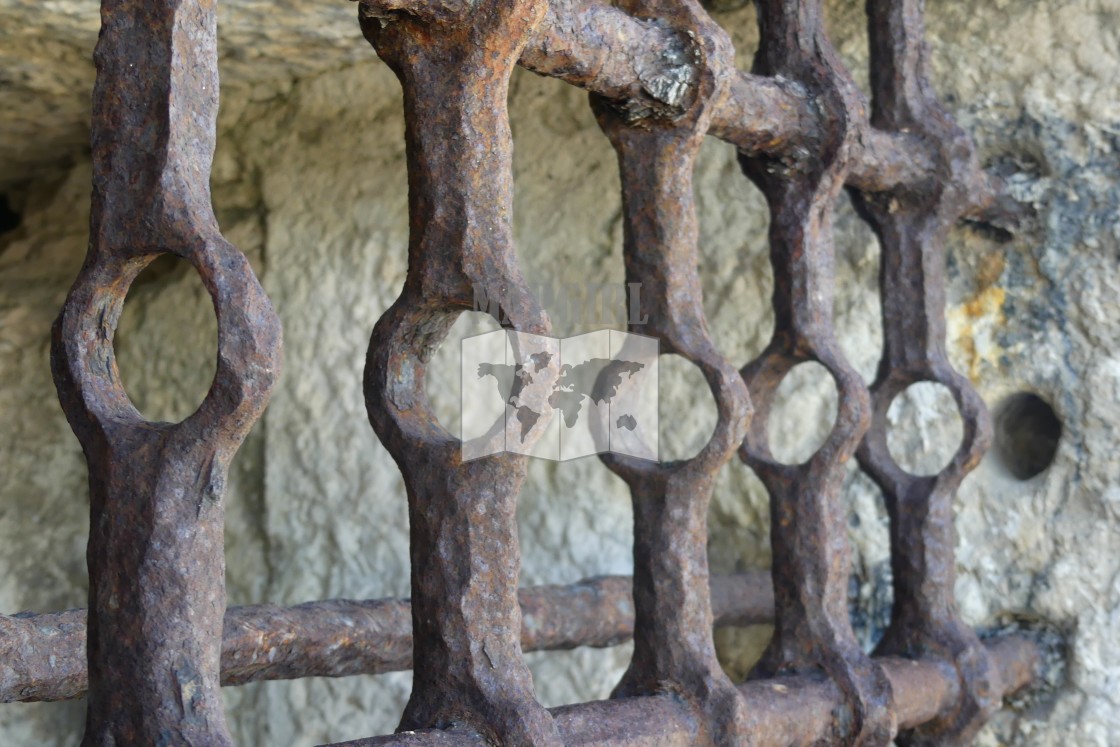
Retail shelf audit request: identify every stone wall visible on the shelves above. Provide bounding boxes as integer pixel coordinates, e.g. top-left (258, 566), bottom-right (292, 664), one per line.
top-left (0, 1), bottom-right (1117, 744)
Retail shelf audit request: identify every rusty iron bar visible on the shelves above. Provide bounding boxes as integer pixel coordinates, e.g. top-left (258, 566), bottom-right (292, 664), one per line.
top-left (0, 573), bottom-right (774, 704)
top-left (320, 637), bottom-right (1038, 747)
top-left (359, 0), bottom-right (564, 743)
top-left (735, 0), bottom-right (895, 744)
top-left (589, 0), bottom-right (755, 743)
top-left (851, 1), bottom-right (1005, 744)
top-left (49, 0), bottom-right (281, 744)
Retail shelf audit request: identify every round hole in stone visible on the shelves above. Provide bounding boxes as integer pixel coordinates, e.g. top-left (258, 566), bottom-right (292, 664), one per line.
top-left (886, 382), bottom-right (964, 476)
top-left (767, 361), bottom-right (839, 465)
top-left (114, 254), bottom-right (217, 423)
top-left (993, 392), bottom-right (1061, 480)
top-left (426, 310), bottom-right (505, 438)
top-left (658, 354), bottom-right (717, 462)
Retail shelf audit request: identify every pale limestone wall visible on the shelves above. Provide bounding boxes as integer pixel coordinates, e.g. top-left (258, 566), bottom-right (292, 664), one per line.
top-left (1, 1), bottom-right (1117, 745)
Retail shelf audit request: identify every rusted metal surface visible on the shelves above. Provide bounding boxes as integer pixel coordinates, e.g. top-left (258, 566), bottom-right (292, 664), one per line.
top-left (590, 0), bottom-right (754, 743)
top-left (359, 0), bottom-right (562, 743)
top-left (6, 0), bottom-right (1041, 742)
top-left (851, 1), bottom-right (1004, 744)
top-left (736, 0), bottom-right (895, 744)
top-left (0, 609), bottom-right (87, 703)
top-left (48, 0), bottom-right (281, 744)
top-left (1, 573), bottom-right (773, 703)
top-left (321, 637), bottom-right (1038, 747)
top-left (462, 0), bottom-right (999, 200)
top-left (357, 0), bottom-right (1008, 200)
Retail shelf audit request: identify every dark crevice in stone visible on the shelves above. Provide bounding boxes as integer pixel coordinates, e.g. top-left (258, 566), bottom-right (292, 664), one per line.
top-left (0, 194), bottom-right (21, 238)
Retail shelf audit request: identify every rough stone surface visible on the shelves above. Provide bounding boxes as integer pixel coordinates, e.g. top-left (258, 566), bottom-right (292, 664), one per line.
top-left (0, 0), bottom-right (1117, 745)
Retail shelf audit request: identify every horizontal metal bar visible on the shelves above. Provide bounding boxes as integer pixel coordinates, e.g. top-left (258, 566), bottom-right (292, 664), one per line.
top-left (0, 572), bottom-right (773, 703)
top-left (322, 636), bottom-right (1039, 747)
top-left (362, 0), bottom-right (1004, 211)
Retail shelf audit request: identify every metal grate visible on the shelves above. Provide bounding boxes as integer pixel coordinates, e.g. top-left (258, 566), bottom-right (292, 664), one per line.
top-left (1, 0), bottom-right (1039, 744)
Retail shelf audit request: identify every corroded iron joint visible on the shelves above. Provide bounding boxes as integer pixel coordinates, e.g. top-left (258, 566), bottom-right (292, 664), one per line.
top-left (592, 0), bottom-right (731, 139)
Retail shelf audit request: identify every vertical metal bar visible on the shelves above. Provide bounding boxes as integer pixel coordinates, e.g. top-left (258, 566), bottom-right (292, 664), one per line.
top-left (736, 0), bottom-right (895, 743)
top-left (358, 1), bottom-right (561, 744)
top-left (50, 0), bottom-right (282, 743)
top-left (590, 0), bottom-right (754, 742)
top-left (853, 0), bottom-right (999, 743)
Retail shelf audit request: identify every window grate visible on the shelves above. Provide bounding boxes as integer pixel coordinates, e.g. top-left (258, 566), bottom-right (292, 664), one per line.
top-left (2, 0), bottom-right (1038, 744)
